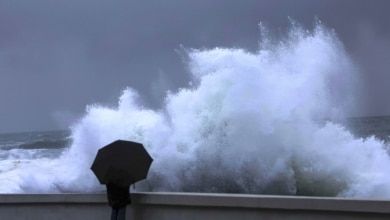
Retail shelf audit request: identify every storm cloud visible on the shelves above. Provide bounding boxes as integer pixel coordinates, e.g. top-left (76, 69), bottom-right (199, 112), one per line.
top-left (1, 0), bottom-right (390, 133)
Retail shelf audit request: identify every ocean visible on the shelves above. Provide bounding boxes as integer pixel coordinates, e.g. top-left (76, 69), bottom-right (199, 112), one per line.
top-left (0, 116), bottom-right (389, 196)
top-left (1, 22), bottom-right (390, 198)
top-left (0, 130), bottom-right (71, 160)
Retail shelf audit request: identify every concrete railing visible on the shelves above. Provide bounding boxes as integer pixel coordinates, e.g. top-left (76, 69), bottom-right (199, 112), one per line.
top-left (1, 192), bottom-right (390, 219)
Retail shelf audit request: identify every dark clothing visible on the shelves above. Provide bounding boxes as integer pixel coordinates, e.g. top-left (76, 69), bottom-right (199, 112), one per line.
top-left (106, 183), bottom-right (131, 210)
top-left (111, 206), bottom-right (126, 220)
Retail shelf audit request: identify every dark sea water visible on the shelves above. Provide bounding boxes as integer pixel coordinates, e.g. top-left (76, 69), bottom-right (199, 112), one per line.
top-left (0, 130), bottom-right (71, 160)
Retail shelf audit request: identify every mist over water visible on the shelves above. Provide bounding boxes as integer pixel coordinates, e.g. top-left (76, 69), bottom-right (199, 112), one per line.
top-left (2, 22), bottom-right (390, 198)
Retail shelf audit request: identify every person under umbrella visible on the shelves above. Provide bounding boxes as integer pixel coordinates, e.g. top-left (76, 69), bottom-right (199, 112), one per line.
top-left (106, 171), bottom-right (131, 220)
top-left (91, 140), bottom-right (153, 220)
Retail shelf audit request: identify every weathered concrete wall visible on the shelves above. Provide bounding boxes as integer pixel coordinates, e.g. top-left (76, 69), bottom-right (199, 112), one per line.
top-left (1, 192), bottom-right (390, 220)
top-left (0, 194), bottom-right (109, 220)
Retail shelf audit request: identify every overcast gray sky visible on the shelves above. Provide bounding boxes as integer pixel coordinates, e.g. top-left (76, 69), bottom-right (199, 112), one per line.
top-left (1, 0), bottom-right (390, 133)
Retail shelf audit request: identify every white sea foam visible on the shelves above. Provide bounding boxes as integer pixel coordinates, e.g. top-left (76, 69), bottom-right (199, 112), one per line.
top-left (1, 21), bottom-right (390, 198)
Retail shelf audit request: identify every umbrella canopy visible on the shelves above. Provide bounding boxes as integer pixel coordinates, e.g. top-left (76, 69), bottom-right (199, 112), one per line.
top-left (91, 140), bottom-right (153, 186)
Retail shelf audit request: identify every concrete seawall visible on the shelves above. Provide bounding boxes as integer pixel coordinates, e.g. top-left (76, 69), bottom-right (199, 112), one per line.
top-left (1, 192), bottom-right (390, 220)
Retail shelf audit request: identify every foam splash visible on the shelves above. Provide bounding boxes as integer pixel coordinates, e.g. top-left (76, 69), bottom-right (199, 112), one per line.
top-left (2, 21), bottom-right (390, 198)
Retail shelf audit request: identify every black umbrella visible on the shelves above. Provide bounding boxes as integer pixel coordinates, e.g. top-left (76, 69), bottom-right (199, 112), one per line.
top-left (91, 140), bottom-right (153, 186)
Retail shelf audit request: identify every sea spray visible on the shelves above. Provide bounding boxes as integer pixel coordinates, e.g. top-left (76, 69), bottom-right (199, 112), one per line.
top-left (1, 21), bottom-right (390, 198)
